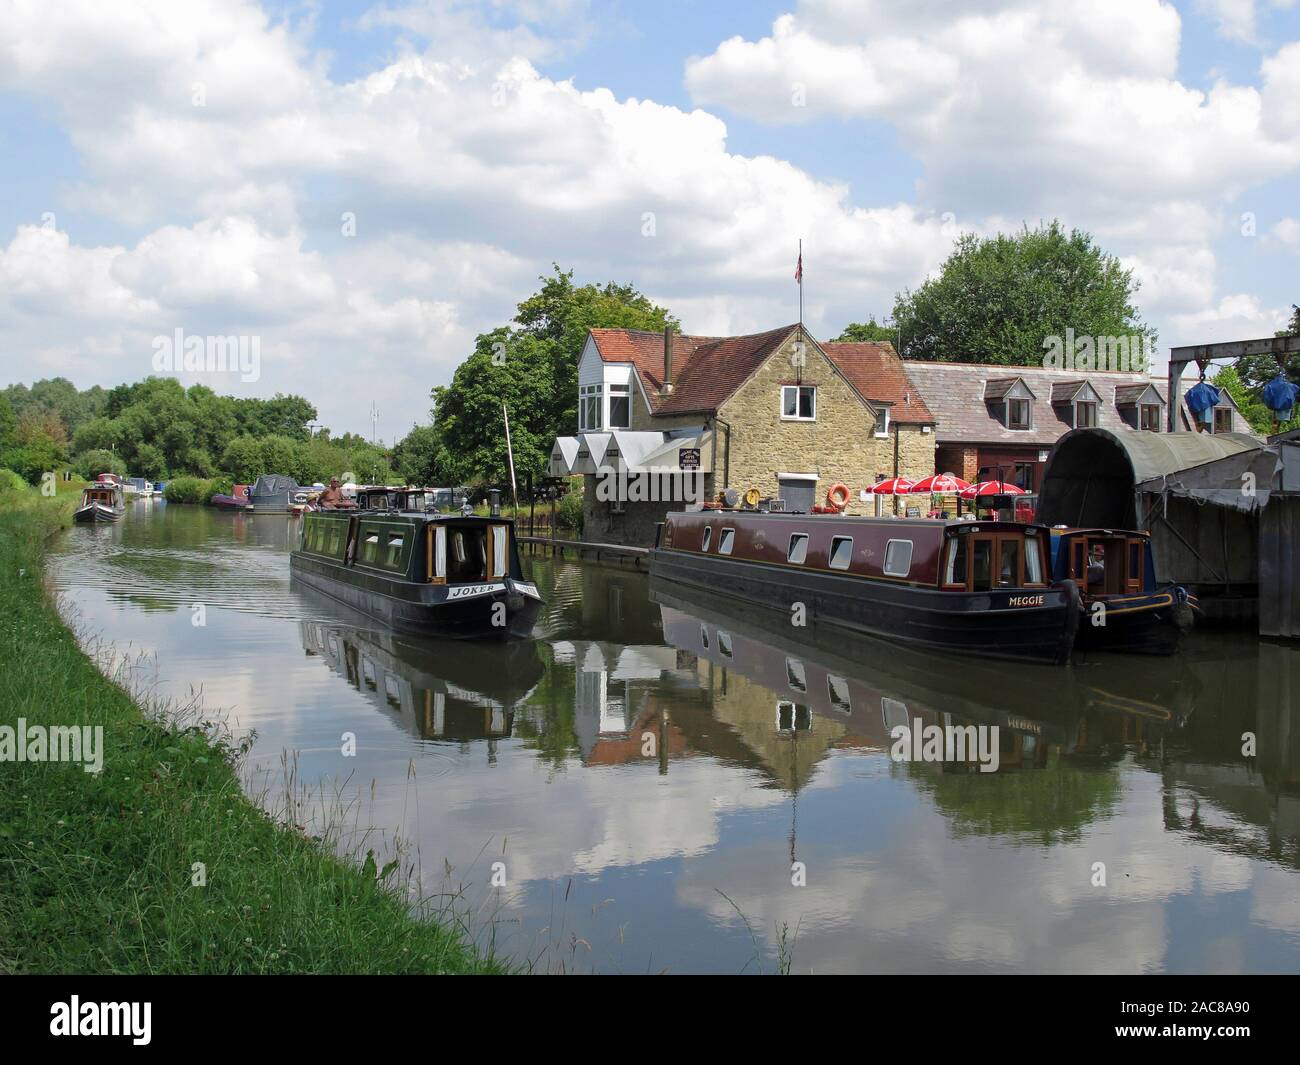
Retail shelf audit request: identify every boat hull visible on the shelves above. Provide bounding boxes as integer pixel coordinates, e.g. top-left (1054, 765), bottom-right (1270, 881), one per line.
top-left (649, 547), bottom-right (1080, 665)
top-left (73, 504), bottom-right (123, 524)
top-left (1074, 589), bottom-right (1191, 655)
top-left (290, 551), bottom-right (540, 639)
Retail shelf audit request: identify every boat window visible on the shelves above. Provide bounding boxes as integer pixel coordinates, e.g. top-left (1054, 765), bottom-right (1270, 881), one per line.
top-left (998, 539), bottom-right (1020, 587)
top-left (944, 538), bottom-right (967, 587)
top-left (384, 533), bottom-right (405, 569)
top-left (827, 675), bottom-right (852, 714)
top-left (1024, 535), bottom-right (1044, 584)
top-left (701, 526), bottom-right (713, 552)
top-left (1128, 540), bottom-right (1144, 590)
top-left (446, 528), bottom-right (487, 582)
top-left (718, 528), bottom-right (735, 555)
top-left (884, 539), bottom-right (913, 577)
top-left (786, 658), bottom-right (807, 693)
top-left (829, 536), bottom-right (853, 570)
top-left (701, 625), bottom-right (709, 649)
top-left (717, 631), bottom-right (733, 658)
top-left (787, 533), bottom-right (809, 564)
top-left (972, 539), bottom-right (993, 591)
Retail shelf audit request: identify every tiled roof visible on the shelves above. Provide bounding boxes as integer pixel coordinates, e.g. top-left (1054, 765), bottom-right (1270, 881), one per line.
top-left (820, 341), bottom-right (935, 424)
top-left (902, 361), bottom-right (1174, 446)
top-left (589, 324), bottom-right (797, 415)
top-left (983, 377), bottom-right (1027, 401)
top-left (1115, 382), bottom-right (1160, 405)
top-left (1049, 380), bottom-right (1091, 403)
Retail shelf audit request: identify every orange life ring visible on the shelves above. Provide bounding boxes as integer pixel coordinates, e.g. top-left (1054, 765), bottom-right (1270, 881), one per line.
top-left (826, 482), bottom-right (851, 509)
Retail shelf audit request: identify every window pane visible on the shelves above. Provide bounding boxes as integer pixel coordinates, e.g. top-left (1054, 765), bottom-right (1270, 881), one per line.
top-left (799, 387), bottom-right (814, 418)
top-left (884, 539), bottom-right (913, 577)
top-left (718, 528), bottom-right (734, 554)
top-left (701, 526), bottom-right (712, 551)
top-left (782, 387), bottom-right (797, 416)
top-left (609, 395), bottom-right (630, 428)
top-left (788, 533), bottom-right (808, 564)
top-left (1024, 537), bottom-right (1043, 583)
top-left (945, 539), bottom-right (967, 585)
top-left (829, 536), bottom-right (853, 570)
top-left (998, 539), bottom-right (1020, 586)
top-left (972, 540), bottom-right (992, 591)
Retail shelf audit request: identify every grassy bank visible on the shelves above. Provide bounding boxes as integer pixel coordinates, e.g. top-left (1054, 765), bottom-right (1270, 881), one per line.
top-left (0, 486), bottom-right (501, 974)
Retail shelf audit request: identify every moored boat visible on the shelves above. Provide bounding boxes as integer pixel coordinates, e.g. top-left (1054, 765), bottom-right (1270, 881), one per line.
top-left (249, 473), bottom-right (301, 513)
top-left (74, 482), bottom-right (125, 523)
top-left (649, 510), bottom-right (1081, 664)
top-left (289, 487), bottom-right (542, 639)
top-left (1049, 527), bottom-right (1195, 655)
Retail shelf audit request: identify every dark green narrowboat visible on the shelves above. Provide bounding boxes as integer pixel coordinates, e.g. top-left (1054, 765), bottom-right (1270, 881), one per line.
top-left (289, 489), bottom-right (542, 639)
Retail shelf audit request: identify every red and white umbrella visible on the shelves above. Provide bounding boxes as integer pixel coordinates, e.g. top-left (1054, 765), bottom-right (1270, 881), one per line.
top-left (958, 480), bottom-right (1027, 500)
top-left (868, 477), bottom-right (915, 495)
top-left (909, 473), bottom-right (971, 494)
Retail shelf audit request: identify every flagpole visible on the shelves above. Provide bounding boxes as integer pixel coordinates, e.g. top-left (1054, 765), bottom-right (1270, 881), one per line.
top-left (798, 238), bottom-right (803, 328)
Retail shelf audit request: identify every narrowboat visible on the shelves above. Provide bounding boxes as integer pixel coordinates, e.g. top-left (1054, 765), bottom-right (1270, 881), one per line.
top-left (249, 473), bottom-right (301, 513)
top-left (289, 488), bottom-right (542, 639)
top-left (1049, 528), bottom-right (1195, 655)
top-left (650, 510), bottom-right (1080, 665)
top-left (74, 482), bottom-right (125, 523)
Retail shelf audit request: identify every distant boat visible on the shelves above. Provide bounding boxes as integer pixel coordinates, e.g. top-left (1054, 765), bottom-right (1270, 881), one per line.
top-left (211, 493), bottom-right (250, 511)
top-left (127, 477), bottom-right (157, 498)
top-left (74, 483), bottom-right (125, 523)
top-left (249, 474), bottom-right (301, 513)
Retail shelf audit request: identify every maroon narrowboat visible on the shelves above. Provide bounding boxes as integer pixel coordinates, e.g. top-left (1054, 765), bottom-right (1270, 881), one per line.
top-left (649, 511), bottom-right (1081, 665)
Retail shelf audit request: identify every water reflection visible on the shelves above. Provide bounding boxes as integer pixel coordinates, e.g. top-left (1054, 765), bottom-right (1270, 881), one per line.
top-left (47, 506), bottom-right (1300, 972)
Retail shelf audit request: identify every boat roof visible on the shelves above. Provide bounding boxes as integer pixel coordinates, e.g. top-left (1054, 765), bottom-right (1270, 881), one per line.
top-left (669, 510), bottom-right (1046, 534)
top-left (1049, 526), bottom-right (1150, 538)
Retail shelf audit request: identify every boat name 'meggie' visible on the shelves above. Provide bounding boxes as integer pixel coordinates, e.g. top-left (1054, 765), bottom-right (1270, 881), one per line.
top-left (1008, 594), bottom-right (1046, 607)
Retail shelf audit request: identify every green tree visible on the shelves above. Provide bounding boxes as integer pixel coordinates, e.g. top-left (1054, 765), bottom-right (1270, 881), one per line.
top-left (514, 264), bottom-right (678, 431)
top-left (73, 449), bottom-right (127, 480)
top-left (892, 222), bottom-right (1155, 365)
top-left (834, 318), bottom-right (897, 343)
top-left (392, 424), bottom-right (449, 485)
top-left (0, 394), bottom-right (15, 451)
top-left (1213, 364), bottom-right (1275, 435)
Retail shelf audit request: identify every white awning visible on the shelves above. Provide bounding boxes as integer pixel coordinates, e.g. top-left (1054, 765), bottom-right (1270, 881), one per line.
top-left (550, 429), bottom-right (713, 475)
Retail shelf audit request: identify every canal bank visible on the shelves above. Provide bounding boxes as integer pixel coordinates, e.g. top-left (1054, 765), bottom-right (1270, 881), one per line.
top-left (0, 491), bottom-right (501, 974)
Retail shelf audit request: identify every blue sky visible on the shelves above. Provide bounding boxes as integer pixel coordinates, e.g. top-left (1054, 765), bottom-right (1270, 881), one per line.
top-left (0, 0), bottom-right (1297, 437)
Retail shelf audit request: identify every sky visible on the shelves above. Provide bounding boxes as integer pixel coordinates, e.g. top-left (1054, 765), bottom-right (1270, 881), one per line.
top-left (0, 0), bottom-right (1297, 440)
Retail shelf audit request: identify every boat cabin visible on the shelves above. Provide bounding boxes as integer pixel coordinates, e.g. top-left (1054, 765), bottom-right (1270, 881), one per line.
top-left (81, 484), bottom-right (122, 507)
top-left (1049, 528), bottom-right (1152, 596)
top-left (299, 509), bottom-right (522, 585)
top-left (659, 510), bottom-right (1052, 593)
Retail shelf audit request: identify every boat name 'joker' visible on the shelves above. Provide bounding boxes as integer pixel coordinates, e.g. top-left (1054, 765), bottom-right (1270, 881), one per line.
top-left (447, 583), bottom-right (506, 600)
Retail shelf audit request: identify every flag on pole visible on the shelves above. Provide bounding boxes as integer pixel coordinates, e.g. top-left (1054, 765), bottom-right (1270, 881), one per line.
top-left (794, 250), bottom-right (803, 283)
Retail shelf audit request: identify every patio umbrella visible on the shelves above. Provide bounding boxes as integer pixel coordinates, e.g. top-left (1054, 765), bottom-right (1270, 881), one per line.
top-left (868, 476), bottom-right (916, 495)
top-left (909, 473), bottom-right (971, 494)
top-left (958, 480), bottom-right (1026, 500)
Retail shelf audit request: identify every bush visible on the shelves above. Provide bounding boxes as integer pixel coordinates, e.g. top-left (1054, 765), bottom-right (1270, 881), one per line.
top-left (73, 449), bottom-right (127, 481)
top-left (204, 477), bottom-right (234, 504)
top-left (0, 467), bottom-right (30, 503)
top-left (557, 484), bottom-right (583, 531)
top-left (163, 476), bottom-right (211, 504)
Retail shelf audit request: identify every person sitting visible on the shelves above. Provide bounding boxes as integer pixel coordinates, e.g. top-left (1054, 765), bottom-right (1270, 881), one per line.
top-left (318, 477), bottom-right (352, 509)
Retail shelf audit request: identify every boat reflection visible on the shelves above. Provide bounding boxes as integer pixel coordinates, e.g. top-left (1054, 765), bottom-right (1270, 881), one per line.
top-left (299, 621), bottom-right (543, 743)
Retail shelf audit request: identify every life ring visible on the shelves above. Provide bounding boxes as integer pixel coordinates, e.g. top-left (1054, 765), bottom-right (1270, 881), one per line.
top-left (743, 487), bottom-right (762, 507)
top-left (826, 482), bottom-right (851, 510)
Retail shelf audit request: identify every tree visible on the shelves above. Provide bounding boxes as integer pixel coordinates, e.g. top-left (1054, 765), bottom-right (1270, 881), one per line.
top-left (392, 424), bottom-right (450, 486)
top-left (73, 449), bottom-right (126, 480)
top-left (1236, 304), bottom-right (1300, 394)
top-left (1212, 365), bottom-right (1275, 436)
top-left (514, 264), bottom-right (678, 431)
top-left (0, 394), bottom-right (15, 452)
top-left (891, 222), bottom-right (1155, 366)
top-left (834, 318), bottom-right (897, 343)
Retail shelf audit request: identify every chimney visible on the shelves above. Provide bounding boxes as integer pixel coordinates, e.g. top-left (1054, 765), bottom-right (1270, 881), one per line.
top-left (662, 326), bottom-right (675, 395)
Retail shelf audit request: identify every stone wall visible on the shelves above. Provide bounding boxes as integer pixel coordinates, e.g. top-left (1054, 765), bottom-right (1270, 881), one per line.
top-left (716, 333), bottom-right (935, 503)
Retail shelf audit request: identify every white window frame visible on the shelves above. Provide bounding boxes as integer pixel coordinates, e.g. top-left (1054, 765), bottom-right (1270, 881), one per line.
top-left (579, 383), bottom-right (603, 431)
top-left (883, 538), bottom-right (914, 577)
top-left (718, 527), bottom-right (735, 555)
top-left (873, 408), bottom-right (890, 437)
top-left (780, 384), bottom-right (817, 421)
top-left (787, 532), bottom-right (809, 564)
top-left (608, 382), bottom-right (631, 429)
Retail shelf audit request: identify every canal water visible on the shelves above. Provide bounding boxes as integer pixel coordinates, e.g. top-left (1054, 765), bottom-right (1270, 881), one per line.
top-left (49, 502), bottom-right (1300, 973)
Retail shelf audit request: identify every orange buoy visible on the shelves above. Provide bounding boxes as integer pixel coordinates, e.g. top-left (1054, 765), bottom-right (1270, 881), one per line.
top-left (826, 482), bottom-right (851, 510)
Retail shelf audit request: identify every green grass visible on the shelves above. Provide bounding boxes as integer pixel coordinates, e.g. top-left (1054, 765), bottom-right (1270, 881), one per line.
top-left (0, 489), bottom-right (503, 974)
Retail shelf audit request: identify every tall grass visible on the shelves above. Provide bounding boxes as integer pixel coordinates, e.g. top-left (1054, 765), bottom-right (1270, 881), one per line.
top-left (0, 489), bottom-right (503, 974)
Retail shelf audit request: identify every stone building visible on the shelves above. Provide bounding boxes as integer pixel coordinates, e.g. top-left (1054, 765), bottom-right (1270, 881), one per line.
top-left (549, 324), bottom-right (936, 545)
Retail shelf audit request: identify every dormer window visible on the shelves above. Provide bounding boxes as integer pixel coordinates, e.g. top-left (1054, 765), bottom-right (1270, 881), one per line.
top-left (1007, 398), bottom-right (1031, 429)
top-left (781, 385), bottom-right (816, 421)
top-left (1075, 401), bottom-right (1098, 428)
top-left (874, 408), bottom-right (889, 437)
top-left (1140, 404), bottom-right (1161, 431)
top-left (1213, 407), bottom-right (1233, 434)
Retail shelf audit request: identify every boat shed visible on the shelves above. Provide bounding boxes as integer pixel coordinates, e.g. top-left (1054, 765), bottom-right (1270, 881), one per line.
top-left (1037, 428), bottom-right (1277, 626)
